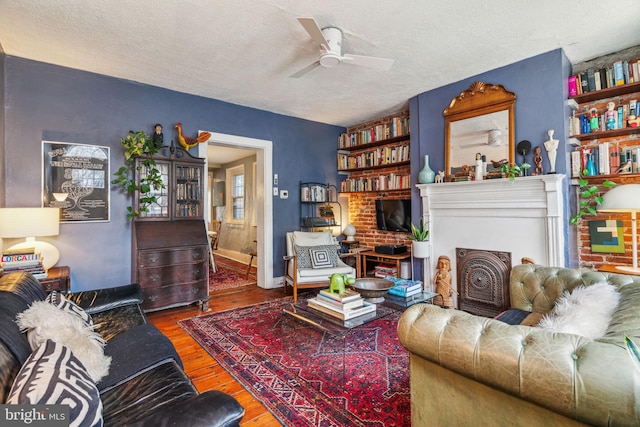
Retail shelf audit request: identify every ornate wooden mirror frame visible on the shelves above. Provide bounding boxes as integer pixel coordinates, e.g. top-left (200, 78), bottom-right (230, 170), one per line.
top-left (443, 81), bottom-right (516, 180)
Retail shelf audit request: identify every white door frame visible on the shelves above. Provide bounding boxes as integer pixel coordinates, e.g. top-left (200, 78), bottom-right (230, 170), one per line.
top-left (197, 132), bottom-right (275, 289)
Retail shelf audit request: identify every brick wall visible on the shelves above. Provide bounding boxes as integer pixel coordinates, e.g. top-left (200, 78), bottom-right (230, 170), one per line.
top-left (576, 175), bottom-right (638, 269)
top-left (342, 111), bottom-right (413, 250)
top-left (346, 183), bottom-right (412, 249)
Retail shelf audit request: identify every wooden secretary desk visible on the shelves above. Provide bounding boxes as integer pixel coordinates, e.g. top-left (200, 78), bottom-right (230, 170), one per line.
top-left (131, 145), bottom-right (209, 312)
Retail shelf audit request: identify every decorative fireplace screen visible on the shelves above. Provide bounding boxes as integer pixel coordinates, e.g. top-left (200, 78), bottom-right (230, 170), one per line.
top-left (456, 248), bottom-right (511, 318)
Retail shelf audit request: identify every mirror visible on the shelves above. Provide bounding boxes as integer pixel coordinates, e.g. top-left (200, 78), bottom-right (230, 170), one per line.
top-left (444, 81), bottom-right (515, 180)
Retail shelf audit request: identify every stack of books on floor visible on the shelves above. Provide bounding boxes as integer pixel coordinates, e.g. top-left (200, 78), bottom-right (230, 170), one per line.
top-left (1, 248), bottom-right (47, 279)
top-left (372, 263), bottom-right (397, 278)
top-left (385, 278), bottom-right (423, 298)
top-left (308, 289), bottom-right (376, 320)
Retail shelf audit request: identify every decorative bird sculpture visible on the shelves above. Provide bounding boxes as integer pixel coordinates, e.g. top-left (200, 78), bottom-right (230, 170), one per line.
top-left (175, 122), bottom-right (211, 150)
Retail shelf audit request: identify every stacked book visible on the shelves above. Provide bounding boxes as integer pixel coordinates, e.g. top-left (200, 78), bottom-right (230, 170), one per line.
top-left (307, 289), bottom-right (376, 320)
top-left (372, 263), bottom-right (397, 278)
top-left (1, 248), bottom-right (47, 279)
top-left (386, 278), bottom-right (423, 298)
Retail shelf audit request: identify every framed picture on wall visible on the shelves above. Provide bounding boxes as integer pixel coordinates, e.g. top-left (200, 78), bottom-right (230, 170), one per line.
top-left (588, 219), bottom-right (625, 253)
top-left (42, 141), bottom-right (110, 222)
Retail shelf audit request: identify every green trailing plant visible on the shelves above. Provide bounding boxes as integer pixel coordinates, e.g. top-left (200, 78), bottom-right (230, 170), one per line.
top-left (112, 130), bottom-right (165, 219)
top-left (409, 218), bottom-right (429, 241)
top-left (569, 173), bottom-right (616, 225)
top-left (500, 162), bottom-right (531, 181)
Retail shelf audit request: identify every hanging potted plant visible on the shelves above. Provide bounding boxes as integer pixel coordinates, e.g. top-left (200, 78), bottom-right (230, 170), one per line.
top-left (409, 218), bottom-right (430, 258)
top-left (111, 130), bottom-right (165, 219)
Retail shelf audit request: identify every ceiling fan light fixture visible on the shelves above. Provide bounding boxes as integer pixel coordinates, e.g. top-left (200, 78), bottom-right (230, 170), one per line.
top-left (320, 52), bottom-right (341, 67)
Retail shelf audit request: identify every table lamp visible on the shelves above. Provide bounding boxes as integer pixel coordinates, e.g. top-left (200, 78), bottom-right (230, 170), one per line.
top-left (0, 207), bottom-right (61, 270)
top-left (598, 184), bottom-right (640, 274)
top-left (343, 223), bottom-right (356, 242)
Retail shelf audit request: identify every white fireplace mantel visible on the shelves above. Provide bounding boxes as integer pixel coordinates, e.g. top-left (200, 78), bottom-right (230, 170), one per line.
top-left (417, 174), bottom-right (566, 286)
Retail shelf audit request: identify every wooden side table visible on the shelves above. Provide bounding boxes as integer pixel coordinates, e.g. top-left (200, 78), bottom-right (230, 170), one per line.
top-left (598, 264), bottom-right (640, 276)
top-left (39, 266), bottom-right (70, 293)
top-left (358, 250), bottom-right (412, 278)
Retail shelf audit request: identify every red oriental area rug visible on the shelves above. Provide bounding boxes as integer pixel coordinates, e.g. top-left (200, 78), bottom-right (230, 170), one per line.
top-left (179, 298), bottom-right (410, 427)
top-left (210, 256), bottom-right (256, 291)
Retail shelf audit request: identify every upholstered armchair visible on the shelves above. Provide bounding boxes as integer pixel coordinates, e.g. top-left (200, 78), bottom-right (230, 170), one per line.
top-left (284, 231), bottom-right (356, 301)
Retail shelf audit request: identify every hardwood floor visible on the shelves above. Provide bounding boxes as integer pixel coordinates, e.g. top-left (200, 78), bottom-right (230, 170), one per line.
top-left (147, 284), bottom-right (300, 426)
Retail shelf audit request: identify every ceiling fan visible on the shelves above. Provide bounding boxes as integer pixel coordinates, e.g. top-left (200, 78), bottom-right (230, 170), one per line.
top-left (291, 17), bottom-right (395, 78)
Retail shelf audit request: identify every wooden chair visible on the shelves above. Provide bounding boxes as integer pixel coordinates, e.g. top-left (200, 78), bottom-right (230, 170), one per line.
top-left (246, 240), bottom-right (257, 278)
top-left (208, 220), bottom-right (221, 250)
top-left (283, 231), bottom-right (356, 301)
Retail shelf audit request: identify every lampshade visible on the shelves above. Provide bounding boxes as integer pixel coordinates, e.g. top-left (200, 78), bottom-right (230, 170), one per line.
top-left (0, 208), bottom-right (60, 270)
top-left (343, 223), bottom-right (356, 242)
top-left (598, 184), bottom-right (640, 274)
top-left (598, 184), bottom-right (640, 212)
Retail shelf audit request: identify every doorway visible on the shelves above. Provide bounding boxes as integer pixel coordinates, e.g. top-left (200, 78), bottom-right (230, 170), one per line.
top-left (197, 132), bottom-right (275, 289)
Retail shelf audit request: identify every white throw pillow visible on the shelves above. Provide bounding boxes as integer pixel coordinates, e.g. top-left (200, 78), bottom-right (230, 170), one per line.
top-left (538, 281), bottom-right (620, 340)
top-left (15, 301), bottom-right (111, 382)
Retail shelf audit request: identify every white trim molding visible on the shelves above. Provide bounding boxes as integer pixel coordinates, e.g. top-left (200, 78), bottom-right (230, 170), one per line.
top-left (417, 174), bottom-right (566, 286)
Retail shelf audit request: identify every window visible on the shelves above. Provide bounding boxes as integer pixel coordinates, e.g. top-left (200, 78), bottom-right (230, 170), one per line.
top-left (226, 165), bottom-right (244, 223)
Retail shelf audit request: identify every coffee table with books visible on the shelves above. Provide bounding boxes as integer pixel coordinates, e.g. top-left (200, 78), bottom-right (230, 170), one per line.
top-left (282, 287), bottom-right (440, 334)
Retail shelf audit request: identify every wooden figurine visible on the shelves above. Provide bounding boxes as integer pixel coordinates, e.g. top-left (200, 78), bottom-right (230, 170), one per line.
top-left (532, 146), bottom-right (544, 176)
top-left (434, 255), bottom-right (457, 308)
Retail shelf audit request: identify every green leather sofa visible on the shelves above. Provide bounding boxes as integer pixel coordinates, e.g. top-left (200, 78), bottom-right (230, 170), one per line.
top-left (398, 264), bottom-right (640, 426)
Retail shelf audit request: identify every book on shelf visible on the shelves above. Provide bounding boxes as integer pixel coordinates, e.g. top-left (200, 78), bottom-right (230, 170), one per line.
top-left (307, 297), bottom-right (376, 320)
top-left (1, 252), bottom-right (41, 263)
top-left (573, 142), bottom-right (640, 176)
top-left (316, 292), bottom-right (364, 310)
top-left (2, 247), bottom-right (37, 256)
top-left (570, 58), bottom-right (640, 95)
top-left (318, 288), bottom-right (362, 303)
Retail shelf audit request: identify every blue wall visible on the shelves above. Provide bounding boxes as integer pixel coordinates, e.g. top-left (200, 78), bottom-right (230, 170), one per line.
top-left (2, 56), bottom-right (344, 290)
top-left (410, 49), bottom-right (573, 266)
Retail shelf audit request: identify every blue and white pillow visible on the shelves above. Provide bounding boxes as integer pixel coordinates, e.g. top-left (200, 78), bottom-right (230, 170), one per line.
top-left (46, 291), bottom-right (93, 326)
top-left (309, 247), bottom-right (335, 268)
top-left (8, 339), bottom-right (103, 427)
top-left (294, 244), bottom-right (339, 269)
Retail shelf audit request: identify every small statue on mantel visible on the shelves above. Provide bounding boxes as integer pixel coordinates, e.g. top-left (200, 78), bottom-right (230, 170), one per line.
top-left (434, 255), bottom-right (457, 309)
top-left (532, 146), bottom-right (544, 176)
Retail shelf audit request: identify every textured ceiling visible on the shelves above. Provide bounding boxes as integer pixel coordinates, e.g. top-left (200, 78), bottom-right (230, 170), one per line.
top-left (1, 1), bottom-right (640, 127)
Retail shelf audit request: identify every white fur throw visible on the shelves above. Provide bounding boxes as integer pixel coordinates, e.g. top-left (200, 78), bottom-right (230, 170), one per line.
top-left (538, 281), bottom-right (620, 340)
top-left (16, 301), bottom-right (111, 382)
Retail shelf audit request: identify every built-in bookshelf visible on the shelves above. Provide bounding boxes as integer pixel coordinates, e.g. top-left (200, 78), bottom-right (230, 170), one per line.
top-left (569, 50), bottom-right (640, 271)
top-left (569, 82), bottom-right (640, 179)
top-left (338, 111), bottom-right (410, 193)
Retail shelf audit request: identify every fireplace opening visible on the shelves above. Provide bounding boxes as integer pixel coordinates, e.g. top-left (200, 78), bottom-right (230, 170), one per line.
top-left (456, 248), bottom-right (511, 318)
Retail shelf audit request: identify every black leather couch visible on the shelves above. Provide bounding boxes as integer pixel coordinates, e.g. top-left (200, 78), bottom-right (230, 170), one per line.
top-left (0, 272), bottom-right (245, 426)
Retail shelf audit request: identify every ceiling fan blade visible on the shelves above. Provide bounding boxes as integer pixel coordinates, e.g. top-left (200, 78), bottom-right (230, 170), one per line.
top-left (290, 61), bottom-right (321, 78)
top-left (342, 54), bottom-right (394, 70)
top-left (460, 142), bottom-right (486, 148)
top-left (297, 17), bottom-right (329, 50)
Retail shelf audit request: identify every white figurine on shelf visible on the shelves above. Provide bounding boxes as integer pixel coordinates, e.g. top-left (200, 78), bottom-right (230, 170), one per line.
top-left (543, 129), bottom-right (559, 174)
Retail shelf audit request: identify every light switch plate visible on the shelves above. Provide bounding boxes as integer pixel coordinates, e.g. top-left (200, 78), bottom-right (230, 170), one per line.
top-left (274, 174), bottom-right (278, 185)
top-left (273, 187), bottom-right (279, 196)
